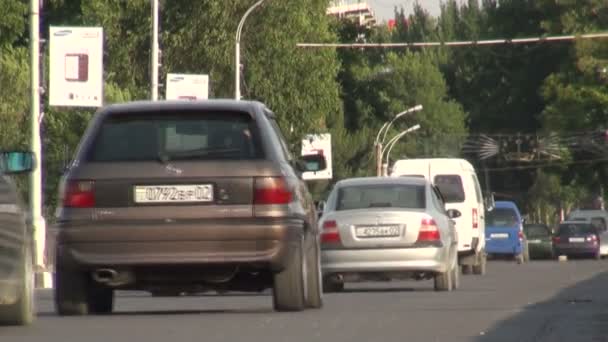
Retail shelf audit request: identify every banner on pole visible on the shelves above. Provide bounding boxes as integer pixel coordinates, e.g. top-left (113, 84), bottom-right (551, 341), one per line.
top-left (49, 27), bottom-right (104, 107)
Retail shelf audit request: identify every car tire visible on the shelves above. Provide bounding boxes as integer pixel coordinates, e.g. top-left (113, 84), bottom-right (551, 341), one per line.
top-left (272, 235), bottom-right (306, 312)
top-left (322, 278), bottom-right (344, 293)
top-left (0, 245), bottom-right (35, 326)
top-left (434, 264), bottom-right (453, 292)
top-left (473, 252), bottom-right (487, 275)
top-left (87, 285), bottom-right (114, 315)
top-left (523, 243), bottom-right (530, 262)
top-left (451, 257), bottom-right (460, 290)
top-left (54, 263), bottom-right (88, 316)
top-left (304, 236), bottom-right (323, 309)
top-left (461, 265), bottom-right (473, 275)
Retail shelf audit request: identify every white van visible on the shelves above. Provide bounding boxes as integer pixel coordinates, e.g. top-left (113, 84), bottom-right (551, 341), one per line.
top-left (391, 158), bottom-right (489, 275)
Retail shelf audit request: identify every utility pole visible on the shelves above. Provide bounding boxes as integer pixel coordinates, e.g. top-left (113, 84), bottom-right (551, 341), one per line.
top-left (375, 142), bottom-right (383, 176)
top-left (30, 0), bottom-right (47, 287)
top-left (151, 0), bottom-right (159, 100)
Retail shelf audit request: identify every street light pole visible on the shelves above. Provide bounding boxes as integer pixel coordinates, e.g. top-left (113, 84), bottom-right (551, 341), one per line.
top-left (373, 105), bottom-right (423, 176)
top-left (382, 124), bottom-right (421, 175)
top-left (235, 0), bottom-right (265, 100)
top-left (151, 0), bottom-right (159, 101)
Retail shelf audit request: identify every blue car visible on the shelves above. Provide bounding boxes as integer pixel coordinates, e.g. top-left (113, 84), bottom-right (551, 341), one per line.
top-left (485, 201), bottom-right (530, 263)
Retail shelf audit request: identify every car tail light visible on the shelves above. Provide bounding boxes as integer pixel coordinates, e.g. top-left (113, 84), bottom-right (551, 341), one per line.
top-left (472, 208), bottom-right (478, 229)
top-left (321, 220), bottom-right (340, 243)
top-left (587, 235), bottom-right (598, 243)
top-left (254, 177), bottom-right (292, 205)
top-left (62, 180), bottom-right (95, 208)
top-left (417, 217), bottom-right (441, 242)
top-left (518, 231), bottom-right (524, 240)
top-left (553, 236), bottom-right (560, 244)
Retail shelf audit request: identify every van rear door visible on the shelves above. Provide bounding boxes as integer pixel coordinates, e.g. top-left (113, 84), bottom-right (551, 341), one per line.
top-left (433, 174), bottom-right (473, 252)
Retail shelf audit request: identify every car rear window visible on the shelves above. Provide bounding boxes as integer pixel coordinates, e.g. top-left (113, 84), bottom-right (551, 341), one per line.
top-left (433, 175), bottom-right (465, 203)
top-left (336, 184), bottom-right (426, 211)
top-left (86, 111), bottom-right (262, 162)
top-left (486, 208), bottom-right (519, 227)
top-left (524, 224), bottom-right (550, 238)
top-left (558, 223), bottom-right (596, 236)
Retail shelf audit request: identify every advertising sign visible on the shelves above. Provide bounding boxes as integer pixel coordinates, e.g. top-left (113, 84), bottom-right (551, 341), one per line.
top-left (49, 27), bottom-right (104, 107)
top-left (166, 73), bottom-right (209, 100)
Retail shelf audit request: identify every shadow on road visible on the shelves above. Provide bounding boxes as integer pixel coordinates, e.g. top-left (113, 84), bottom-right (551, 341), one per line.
top-left (476, 270), bottom-right (608, 342)
top-left (37, 308), bottom-right (274, 317)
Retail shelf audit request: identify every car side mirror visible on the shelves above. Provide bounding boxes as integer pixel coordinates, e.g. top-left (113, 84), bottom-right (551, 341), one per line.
top-left (484, 192), bottom-right (495, 212)
top-left (447, 209), bottom-right (461, 219)
top-left (298, 154), bottom-right (327, 173)
top-left (0, 151), bottom-right (35, 174)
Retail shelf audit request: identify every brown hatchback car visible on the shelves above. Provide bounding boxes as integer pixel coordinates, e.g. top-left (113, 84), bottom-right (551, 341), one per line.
top-left (54, 100), bottom-right (326, 315)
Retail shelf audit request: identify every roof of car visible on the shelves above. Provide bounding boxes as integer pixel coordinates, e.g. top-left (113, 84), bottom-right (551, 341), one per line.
top-left (96, 99), bottom-right (269, 117)
top-left (336, 176), bottom-right (428, 187)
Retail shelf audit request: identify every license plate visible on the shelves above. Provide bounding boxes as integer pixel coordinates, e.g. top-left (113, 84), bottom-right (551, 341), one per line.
top-left (355, 226), bottom-right (400, 238)
top-left (528, 239), bottom-right (542, 244)
top-left (569, 237), bottom-right (585, 243)
top-left (491, 233), bottom-right (509, 239)
top-left (134, 184), bottom-right (214, 203)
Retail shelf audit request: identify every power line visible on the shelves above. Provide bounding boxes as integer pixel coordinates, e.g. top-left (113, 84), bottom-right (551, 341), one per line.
top-left (297, 32), bottom-right (608, 49)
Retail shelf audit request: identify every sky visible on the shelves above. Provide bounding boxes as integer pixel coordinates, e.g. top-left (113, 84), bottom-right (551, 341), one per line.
top-left (367, 0), bottom-right (444, 21)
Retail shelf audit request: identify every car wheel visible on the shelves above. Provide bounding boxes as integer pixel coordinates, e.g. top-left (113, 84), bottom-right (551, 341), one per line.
top-left (451, 257), bottom-right (460, 290)
top-left (304, 235), bottom-right (323, 309)
top-left (0, 245), bottom-right (35, 326)
top-left (523, 244), bottom-right (530, 262)
top-left (461, 265), bottom-right (473, 275)
top-left (434, 263), bottom-right (453, 292)
top-left (272, 235), bottom-right (306, 312)
top-left (322, 277), bottom-right (344, 293)
top-left (54, 263), bottom-right (88, 316)
top-left (87, 285), bottom-right (114, 315)
top-left (472, 252), bottom-right (487, 275)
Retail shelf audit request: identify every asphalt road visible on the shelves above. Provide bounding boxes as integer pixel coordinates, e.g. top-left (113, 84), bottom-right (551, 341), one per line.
top-left (3, 259), bottom-right (608, 342)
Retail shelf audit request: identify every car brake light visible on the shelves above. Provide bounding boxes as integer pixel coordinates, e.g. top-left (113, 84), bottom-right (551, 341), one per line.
top-left (472, 208), bottom-right (478, 229)
top-left (553, 236), bottom-right (560, 244)
top-left (321, 220), bottom-right (340, 243)
top-left (254, 177), bottom-right (292, 205)
top-left (518, 231), bottom-right (524, 240)
top-left (417, 217), bottom-right (440, 242)
top-left (62, 180), bottom-right (95, 208)
top-left (587, 235), bottom-right (598, 243)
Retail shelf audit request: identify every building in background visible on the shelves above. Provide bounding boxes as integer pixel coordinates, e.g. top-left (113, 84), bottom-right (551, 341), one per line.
top-left (327, 0), bottom-right (377, 27)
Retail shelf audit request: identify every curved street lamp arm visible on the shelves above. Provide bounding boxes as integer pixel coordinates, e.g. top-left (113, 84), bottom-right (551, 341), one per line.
top-left (382, 124), bottom-right (421, 163)
top-left (374, 122), bottom-right (389, 145)
top-left (380, 104), bottom-right (423, 145)
top-left (236, 0), bottom-right (266, 42)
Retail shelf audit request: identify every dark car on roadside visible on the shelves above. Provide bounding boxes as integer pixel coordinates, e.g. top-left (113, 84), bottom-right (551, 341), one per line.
top-left (523, 223), bottom-right (554, 259)
top-left (0, 151), bottom-right (36, 325)
top-left (553, 221), bottom-right (601, 259)
top-left (54, 100), bottom-right (326, 315)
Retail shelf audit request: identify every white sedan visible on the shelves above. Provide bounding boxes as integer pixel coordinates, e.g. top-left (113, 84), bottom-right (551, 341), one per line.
top-left (319, 176), bottom-right (460, 292)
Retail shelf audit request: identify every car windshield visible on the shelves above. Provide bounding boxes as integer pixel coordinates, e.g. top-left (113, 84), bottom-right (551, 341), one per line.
top-left (558, 223), bottom-right (596, 236)
top-left (524, 225), bottom-right (550, 238)
top-left (336, 184), bottom-right (426, 211)
top-left (87, 111), bottom-right (262, 162)
top-left (486, 208), bottom-right (519, 227)
top-left (433, 174), bottom-right (465, 203)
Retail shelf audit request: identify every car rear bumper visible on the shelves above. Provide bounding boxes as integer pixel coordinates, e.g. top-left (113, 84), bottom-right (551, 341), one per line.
top-left (528, 242), bottom-right (553, 255)
top-left (321, 246), bottom-right (450, 274)
top-left (485, 240), bottom-right (522, 255)
top-left (56, 218), bottom-right (305, 272)
top-left (554, 244), bottom-right (598, 256)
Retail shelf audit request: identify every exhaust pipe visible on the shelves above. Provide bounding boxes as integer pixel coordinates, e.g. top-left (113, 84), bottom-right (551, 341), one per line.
top-left (92, 268), bottom-right (118, 283)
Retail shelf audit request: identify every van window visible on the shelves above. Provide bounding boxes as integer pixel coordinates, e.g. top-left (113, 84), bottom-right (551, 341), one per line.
top-left (433, 175), bottom-right (465, 203)
top-left (486, 208), bottom-right (519, 227)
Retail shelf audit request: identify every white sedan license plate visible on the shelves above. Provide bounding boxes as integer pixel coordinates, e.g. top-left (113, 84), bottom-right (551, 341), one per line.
top-left (569, 237), bottom-right (585, 243)
top-left (134, 184), bottom-right (213, 203)
top-left (491, 233), bottom-right (509, 239)
top-left (355, 226), bottom-right (400, 238)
